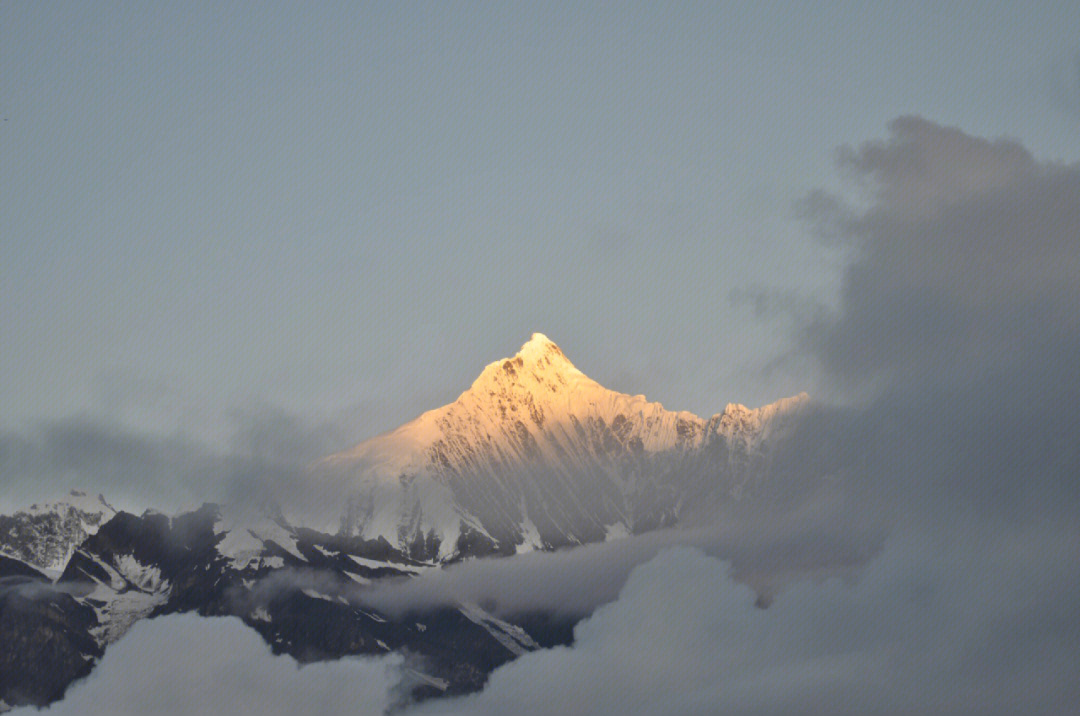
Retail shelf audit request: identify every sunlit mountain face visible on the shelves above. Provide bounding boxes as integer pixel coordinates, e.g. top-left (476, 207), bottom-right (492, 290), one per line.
top-left (0, 334), bottom-right (805, 712)
top-left (314, 333), bottom-right (806, 561)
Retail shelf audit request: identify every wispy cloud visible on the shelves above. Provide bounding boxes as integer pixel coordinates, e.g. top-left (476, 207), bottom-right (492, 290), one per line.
top-left (359, 494), bottom-right (885, 618)
top-left (0, 406), bottom-right (357, 522)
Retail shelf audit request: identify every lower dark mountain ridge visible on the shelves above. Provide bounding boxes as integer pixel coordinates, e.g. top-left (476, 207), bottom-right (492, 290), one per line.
top-left (0, 503), bottom-right (577, 711)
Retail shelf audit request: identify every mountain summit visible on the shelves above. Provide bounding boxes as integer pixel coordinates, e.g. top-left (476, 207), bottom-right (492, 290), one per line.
top-left (315, 335), bottom-right (807, 561)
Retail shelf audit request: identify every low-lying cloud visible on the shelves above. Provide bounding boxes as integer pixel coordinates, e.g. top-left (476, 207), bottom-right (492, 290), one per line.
top-left (12, 614), bottom-right (400, 716)
top-left (359, 488), bottom-right (884, 618)
top-left (0, 418), bottom-right (231, 515)
top-left (410, 533), bottom-right (1080, 716)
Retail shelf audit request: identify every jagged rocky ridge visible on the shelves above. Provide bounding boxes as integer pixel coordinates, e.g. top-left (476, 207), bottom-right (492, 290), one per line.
top-left (0, 502), bottom-right (575, 711)
top-left (0, 334), bottom-right (806, 711)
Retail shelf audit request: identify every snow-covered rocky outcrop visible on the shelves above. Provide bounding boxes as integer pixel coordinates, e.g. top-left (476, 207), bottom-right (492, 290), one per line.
top-left (0, 491), bottom-right (117, 578)
top-left (315, 334), bottom-right (807, 560)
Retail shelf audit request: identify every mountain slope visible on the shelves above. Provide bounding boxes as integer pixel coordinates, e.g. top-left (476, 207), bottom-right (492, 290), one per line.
top-left (315, 334), bottom-right (807, 560)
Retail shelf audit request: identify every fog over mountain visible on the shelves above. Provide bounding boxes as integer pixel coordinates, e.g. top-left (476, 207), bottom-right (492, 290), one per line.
top-left (4, 115), bottom-right (1079, 715)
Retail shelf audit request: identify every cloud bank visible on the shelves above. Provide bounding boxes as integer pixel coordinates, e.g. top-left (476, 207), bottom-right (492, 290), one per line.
top-left (0, 418), bottom-right (229, 515)
top-left (800, 115), bottom-right (1080, 392)
top-left (13, 614), bottom-right (399, 716)
top-left (401, 117), bottom-right (1080, 715)
top-left (410, 534), bottom-right (1079, 716)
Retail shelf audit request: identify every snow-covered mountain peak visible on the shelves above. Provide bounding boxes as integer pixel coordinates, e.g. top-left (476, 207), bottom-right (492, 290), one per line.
top-left (519, 331), bottom-right (559, 356)
top-left (314, 334), bottom-right (810, 561)
top-left (715, 392), bottom-right (810, 436)
top-left (329, 335), bottom-right (601, 472)
top-left (467, 332), bottom-right (587, 396)
top-left (24, 490), bottom-right (115, 519)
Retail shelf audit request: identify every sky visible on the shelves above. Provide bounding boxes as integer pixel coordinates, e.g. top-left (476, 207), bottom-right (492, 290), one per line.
top-left (4, 3), bottom-right (1080, 715)
top-left (3, 2), bottom-right (1079, 455)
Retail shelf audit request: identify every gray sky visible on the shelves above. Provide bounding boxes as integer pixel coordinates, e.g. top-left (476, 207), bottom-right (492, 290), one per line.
top-left (3, 2), bottom-right (1079, 450)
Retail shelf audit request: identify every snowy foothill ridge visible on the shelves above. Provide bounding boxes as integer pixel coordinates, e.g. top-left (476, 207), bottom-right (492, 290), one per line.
top-left (0, 490), bottom-right (118, 577)
top-left (21, 490), bottom-right (116, 520)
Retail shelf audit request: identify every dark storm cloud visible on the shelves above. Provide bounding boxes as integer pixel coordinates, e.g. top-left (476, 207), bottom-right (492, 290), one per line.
top-left (798, 115), bottom-right (1080, 390)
